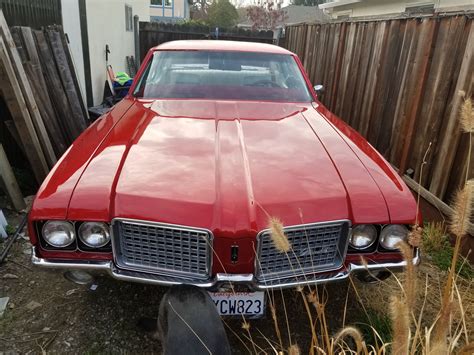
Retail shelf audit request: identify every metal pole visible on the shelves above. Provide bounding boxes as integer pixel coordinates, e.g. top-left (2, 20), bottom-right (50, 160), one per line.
top-left (134, 15), bottom-right (140, 65)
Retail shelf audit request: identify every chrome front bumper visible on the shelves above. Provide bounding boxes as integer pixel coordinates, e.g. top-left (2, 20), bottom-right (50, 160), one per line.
top-left (31, 246), bottom-right (420, 290)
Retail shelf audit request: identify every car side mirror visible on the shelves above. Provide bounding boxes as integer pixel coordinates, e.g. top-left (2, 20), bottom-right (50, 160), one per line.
top-left (314, 84), bottom-right (324, 96)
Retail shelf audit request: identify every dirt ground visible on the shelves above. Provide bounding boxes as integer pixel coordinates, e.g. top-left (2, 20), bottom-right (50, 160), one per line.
top-left (0, 196), bottom-right (472, 354)
top-left (0, 206), bottom-right (357, 354)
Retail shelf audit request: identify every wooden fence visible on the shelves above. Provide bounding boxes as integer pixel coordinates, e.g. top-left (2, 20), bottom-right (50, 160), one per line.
top-left (285, 14), bottom-right (473, 204)
top-left (0, 0), bottom-right (61, 28)
top-left (139, 22), bottom-right (274, 61)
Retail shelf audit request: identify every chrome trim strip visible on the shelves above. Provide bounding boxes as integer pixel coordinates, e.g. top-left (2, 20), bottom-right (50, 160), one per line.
top-left (216, 273), bottom-right (254, 283)
top-left (256, 270), bottom-right (349, 290)
top-left (31, 247), bottom-right (420, 290)
top-left (31, 249), bottom-right (112, 271)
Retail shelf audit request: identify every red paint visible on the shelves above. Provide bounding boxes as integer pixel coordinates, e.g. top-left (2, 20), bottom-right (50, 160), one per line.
top-left (29, 41), bottom-right (418, 276)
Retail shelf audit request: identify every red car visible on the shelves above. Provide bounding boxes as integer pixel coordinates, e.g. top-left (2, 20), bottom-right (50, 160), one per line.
top-left (28, 40), bottom-right (419, 316)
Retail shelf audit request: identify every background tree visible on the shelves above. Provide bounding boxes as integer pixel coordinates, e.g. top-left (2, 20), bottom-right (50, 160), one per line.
top-left (291, 0), bottom-right (327, 6)
top-left (246, 1), bottom-right (287, 30)
top-left (207, 0), bottom-right (239, 28)
top-left (190, 0), bottom-right (211, 22)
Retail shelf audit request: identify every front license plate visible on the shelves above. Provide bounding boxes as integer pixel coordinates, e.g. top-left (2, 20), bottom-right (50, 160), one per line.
top-left (209, 291), bottom-right (265, 317)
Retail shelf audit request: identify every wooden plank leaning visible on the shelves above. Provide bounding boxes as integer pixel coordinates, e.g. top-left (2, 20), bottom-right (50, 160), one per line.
top-left (58, 27), bottom-right (89, 121)
top-left (0, 36), bottom-right (49, 184)
top-left (46, 29), bottom-right (87, 137)
top-left (18, 26), bottom-right (68, 155)
top-left (0, 10), bottom-right (57, 168)
top-left (34, 29), bottom-right (78, 143)
top-left (0, 144), bottom-right (26, 212)
top-left (10, 26), bottom-right (68, 156)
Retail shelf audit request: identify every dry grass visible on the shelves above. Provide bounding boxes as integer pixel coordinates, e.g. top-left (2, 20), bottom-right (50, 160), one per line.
top-left (245, 244), bottom-right (473, 354)
top-left (288, 344), bottom-right (301, 355)
top-left (422, 222), bottom-right (448, 253)
top-left (459, 96), bottom-right (473, 134)
top-left (228, 93), bottom-right (474, 354)
top-left (449, 180), bottom-right (474, 238)
top-left (390, 296), bottom-right (409, 354)
top-left (240, 188), bottom-right (473, 353)
top-left (269, 217), bottom-right (291, 253)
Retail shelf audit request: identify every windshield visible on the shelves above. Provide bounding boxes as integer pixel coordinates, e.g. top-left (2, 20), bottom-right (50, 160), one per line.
top-left (133, 50), bottom-right (313, 102)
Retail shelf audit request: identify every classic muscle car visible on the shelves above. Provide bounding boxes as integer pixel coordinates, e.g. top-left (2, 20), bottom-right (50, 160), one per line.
top-left (28, 40), bottom-right (419, 316)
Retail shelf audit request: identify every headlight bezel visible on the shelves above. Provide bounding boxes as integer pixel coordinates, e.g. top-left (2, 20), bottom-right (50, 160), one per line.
top-left (379, 224), bottom-right (409, 250)
top-left (78, 222), bottom-right (111, 248)
top-left (38, 220), bottom-right (111, 251)
top-left (349, 224), bottom-right (378, 250)
top-left (41, 220), bottom-right (76, 248)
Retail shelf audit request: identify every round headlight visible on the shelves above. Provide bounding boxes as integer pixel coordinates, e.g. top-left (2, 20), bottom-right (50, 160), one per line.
top-left (78, 222), bottom-right (110, 248)
top-left (380, 225), bottom-right (409, 250)
top-left (350, 224), bottom-right (377, 250)
top-left (42, 221), bottom-right (75, 247)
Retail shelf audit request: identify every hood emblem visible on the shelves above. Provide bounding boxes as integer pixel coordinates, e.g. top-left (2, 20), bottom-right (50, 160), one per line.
top-left (231, 245), bottom-right (239, 264)
top-left (298, 246), bottom-right (331, 258)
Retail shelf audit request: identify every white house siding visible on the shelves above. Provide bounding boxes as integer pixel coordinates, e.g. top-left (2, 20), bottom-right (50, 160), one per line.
top-left (86, 0), bottom-right (150, 105)
top-left (322, 0), bottom-right (474, 19)
top-left (150, 0), bottom-right (189, 23)
top-left (437, 0), bottom-right (474, 10)
top-left (61, 0), bottom-right (86, 107)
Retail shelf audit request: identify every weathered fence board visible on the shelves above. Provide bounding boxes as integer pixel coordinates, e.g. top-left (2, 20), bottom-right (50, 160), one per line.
top-left (284, 14), bottom-right (473, 204)
top-left (0, 11), bottom-right (56, 167)
top-left (11, 26), bottom-right (68, 156)
top-left (430, 22), bottom-right (474, 198)
top-left (47, 29), bottom-right (87, 136)
top-left (0, 143), bottom-right (25, 211)
top-left (139, 22), bottom-right (274, 61)
top-left (0, 0), bottom-right (61, 29)
top-left (34, 29), bottom-right (81, 144)
top-left (0, 36), bottom-right (48, 184)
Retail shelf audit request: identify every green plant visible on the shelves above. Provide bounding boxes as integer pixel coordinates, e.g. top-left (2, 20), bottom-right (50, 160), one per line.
top-left (422, 221), bottom-right (474, 279)
top-left (354, 308), bottom-right (392, 347)
top-left (432, 244), bottom-right (474, 279)
top-left (422, 221), bottom-right (448, 253)
top-left (5, 224), bottom-right (15, 235)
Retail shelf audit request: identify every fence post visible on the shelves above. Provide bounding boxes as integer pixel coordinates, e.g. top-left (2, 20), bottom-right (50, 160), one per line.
top-left (134, 15), bottom-right (140, 65)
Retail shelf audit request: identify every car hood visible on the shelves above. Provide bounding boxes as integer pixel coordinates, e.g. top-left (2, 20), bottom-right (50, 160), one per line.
top-left (64, 99), bottom-right (415, 234)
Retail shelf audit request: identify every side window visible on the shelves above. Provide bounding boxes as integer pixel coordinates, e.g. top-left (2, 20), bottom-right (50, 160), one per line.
top-left (151, 0), bottom-right (163, 5)
top-left (125, 5), bottom-right (133, 32)
top-left (165, 0), bottom-right (172, 6)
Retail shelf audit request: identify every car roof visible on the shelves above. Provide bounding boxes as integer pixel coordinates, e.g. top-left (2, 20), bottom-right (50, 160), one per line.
top-left (152, 40), bottom-right (294, 55)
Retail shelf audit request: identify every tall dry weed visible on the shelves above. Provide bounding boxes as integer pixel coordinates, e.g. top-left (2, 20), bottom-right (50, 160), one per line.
top-left (433, 111), bottom-right (473, 343)
top-left (459, 94), bottom-right (473, 134)
top-left (269, 217), bottom-right (291, 253)
top-left (449, 180), bottom-right (474, 238)
top-left (239, 95), bottom-right (474, 354)
top-left (390, 296), bottom-right (410, 354)
top-left (433, 179), bottom-right (473, 343)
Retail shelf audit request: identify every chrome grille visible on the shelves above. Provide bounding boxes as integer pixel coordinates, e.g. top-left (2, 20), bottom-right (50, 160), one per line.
top-left (112, 220), bottom-right (212, 280)
top-left (256, 220), bottom-right (350, 282)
